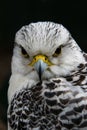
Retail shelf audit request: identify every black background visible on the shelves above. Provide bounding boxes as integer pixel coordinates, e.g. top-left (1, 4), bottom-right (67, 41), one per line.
top-left (0, 0), bottom-right (87, 129)
top-left (0, 0), bottom-right (87, 51)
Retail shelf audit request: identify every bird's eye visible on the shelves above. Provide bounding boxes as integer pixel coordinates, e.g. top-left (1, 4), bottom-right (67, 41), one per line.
top-left (53, 46), bottom-right (62, 57)
top-left (21, 47), bottom-right (29, 58)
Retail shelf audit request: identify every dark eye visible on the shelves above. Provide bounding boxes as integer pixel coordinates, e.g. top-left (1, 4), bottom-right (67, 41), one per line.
top-left (53, 46), bottom-right (61, 57)
top-left (21, 47), bottom-right (29, 58)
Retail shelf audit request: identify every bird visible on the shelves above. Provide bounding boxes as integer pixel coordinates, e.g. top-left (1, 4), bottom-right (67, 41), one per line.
top-left (7, 21), bottom-right (87, 130)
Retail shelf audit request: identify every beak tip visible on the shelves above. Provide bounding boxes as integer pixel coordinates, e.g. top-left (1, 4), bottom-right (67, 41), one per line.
top-left (34, 60), bottom-right (47, 80)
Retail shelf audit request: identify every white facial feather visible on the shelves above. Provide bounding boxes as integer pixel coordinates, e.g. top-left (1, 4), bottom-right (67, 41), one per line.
top-left (15, 22), bottom-right (70, 56)
top-left (8, 21), bottom-right (85, 101)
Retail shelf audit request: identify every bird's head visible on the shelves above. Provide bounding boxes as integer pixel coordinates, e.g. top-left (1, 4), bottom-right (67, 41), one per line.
top-left (12, 22), bottom-right (85, 82)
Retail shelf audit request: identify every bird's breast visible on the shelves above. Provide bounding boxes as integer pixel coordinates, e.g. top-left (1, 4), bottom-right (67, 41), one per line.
top-left (8, 78), bottom-right (87, 130)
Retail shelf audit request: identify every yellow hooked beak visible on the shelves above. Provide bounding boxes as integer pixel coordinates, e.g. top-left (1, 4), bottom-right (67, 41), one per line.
top-left (28, 54), bottom-right (53, 80)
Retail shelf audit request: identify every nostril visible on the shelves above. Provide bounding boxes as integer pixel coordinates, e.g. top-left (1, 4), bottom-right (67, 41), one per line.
top-left (45, 58), bottom-right (47, 60)
top-left (45, 57), bottom-right (48, 61)
top-left (34, 58), bottom-right (36, 61)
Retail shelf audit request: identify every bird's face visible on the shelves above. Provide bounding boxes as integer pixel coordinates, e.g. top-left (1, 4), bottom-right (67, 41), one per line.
top-left (12, 22), bottom-right (84, 82)
top-left (12, 43), bottom-right (63, 81)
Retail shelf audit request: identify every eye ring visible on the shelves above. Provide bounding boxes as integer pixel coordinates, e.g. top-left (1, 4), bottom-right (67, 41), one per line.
top-left (53, 46), bottom-right (62, 57)
top-left (21, 46), bottom-right (29, 58)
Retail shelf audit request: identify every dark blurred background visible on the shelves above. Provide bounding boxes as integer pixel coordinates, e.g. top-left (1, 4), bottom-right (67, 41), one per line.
top-left (0, 0), bottom-right (87, 129)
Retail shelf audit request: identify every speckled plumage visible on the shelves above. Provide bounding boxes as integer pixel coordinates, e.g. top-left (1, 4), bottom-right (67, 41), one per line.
top-left (8, 22), bottom-right (87, 130)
